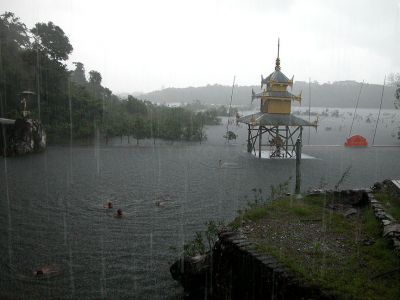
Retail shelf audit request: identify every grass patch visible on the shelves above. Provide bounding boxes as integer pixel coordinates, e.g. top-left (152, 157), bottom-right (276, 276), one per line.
top-left (374, 188), bottom-right (400, 221)
top-left (231, 194), bottom-right (400, 300)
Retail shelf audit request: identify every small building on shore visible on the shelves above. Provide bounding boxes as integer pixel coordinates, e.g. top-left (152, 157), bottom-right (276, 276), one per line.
top-left (0, 91), bottom-right (46, 156)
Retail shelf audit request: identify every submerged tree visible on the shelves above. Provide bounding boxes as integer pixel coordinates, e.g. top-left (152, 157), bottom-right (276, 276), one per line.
top-left (388, 73), bottom-right (400, 139)
top-left (132, 117), bottom-right (149, 145)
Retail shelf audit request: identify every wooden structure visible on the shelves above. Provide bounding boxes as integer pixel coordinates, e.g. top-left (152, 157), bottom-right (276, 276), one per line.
top-left (238, 40), bottom-right (314, 158)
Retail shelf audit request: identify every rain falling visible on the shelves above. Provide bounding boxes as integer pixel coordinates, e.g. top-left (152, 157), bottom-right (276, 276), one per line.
top-left (1, 1), bottom-right (400, 299)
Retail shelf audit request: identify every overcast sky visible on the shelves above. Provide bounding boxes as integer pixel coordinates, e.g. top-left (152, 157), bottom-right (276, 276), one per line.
top-left (2, 0), bottom-right (400, 93)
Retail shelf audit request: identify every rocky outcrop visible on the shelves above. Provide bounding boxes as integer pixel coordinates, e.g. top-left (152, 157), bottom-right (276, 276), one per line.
top-left (0, 117), bottom-right (46, 156)
top-left (170, 254), bottom-right (211, 299)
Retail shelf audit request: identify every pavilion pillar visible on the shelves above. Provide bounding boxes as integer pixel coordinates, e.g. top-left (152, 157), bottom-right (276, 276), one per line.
top-left (295, 137), bottom-right (302, 195)
top-left (247, 124), bottom-right (251, 153)
top-left (300, 126), bottom-right (303, 143)
top-left (258, 126), bottom-right (262, 158)
top-left (285, 126), bottom-right (289, 158)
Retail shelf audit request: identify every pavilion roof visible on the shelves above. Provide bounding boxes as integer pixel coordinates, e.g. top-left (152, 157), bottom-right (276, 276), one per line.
top-left (238, 112), bottom-right (314, 127)
top-left (266, 70), bottom-right (290, 83)
top-left (252, 90), bottom-right (297, 99)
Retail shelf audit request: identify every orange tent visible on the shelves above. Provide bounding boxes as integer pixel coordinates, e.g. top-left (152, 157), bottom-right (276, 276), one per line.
top-left (345, 135), bottom-right (368, 147)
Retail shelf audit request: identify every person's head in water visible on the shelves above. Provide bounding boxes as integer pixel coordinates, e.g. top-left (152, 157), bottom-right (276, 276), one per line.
top-left (108, 202), bottom-right (113, 209)
top-left (117, 208), bottom-right (122, 216)
top-left (36, 269), bottom-right (43, 276)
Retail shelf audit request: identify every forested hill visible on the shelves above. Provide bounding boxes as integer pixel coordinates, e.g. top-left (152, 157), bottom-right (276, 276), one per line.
top-left (140, 81), bottom-right (397, 109)
top-left (0, 12), bottom-right (218, 144)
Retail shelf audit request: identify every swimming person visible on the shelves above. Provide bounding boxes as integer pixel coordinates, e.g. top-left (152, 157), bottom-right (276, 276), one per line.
top-left (34, 265), bottom-right (59, 277)
top-left (103, 201), bottom-right (113, 209)
top-left (155, 200), bottom-right (166, 207)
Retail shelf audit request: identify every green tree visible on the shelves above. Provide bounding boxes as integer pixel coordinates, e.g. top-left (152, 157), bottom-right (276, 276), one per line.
top-left (31, 21), bottom-right (73, 61)
top-left (125, 95), bottom-right (148, 115)
top-left (0, 12), bottom-right (29, 47)
top-left (71, 62), bottom-right (87, 85)
top-left (89, 70), bottom-right (102, 86)
top-left (0, 12), bottom-right (30, 116)
top-left (132, 117), bottom-right (148, 145)
top-left (88, 70), bottom-right (103, 99)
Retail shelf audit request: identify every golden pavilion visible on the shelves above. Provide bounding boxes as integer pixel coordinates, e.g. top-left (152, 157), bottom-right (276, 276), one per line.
top-left (238, 39), bottom-right (314, 158)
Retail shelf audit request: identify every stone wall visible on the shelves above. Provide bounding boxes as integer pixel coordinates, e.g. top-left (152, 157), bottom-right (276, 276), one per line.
top-left (369, 181), bottom-right (400, 255)
top-left (211, 231), bottom-right (331, 299)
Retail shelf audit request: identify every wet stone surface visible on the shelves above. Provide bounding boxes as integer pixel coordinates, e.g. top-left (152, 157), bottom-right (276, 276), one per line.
top-left (367, 187), bottom-right (400, 254)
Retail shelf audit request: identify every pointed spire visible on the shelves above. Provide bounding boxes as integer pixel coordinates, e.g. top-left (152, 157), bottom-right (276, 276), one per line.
top-left (278, 38), bottom-right (280, 59)
top-left (275, 38), bottom-right (281, 71)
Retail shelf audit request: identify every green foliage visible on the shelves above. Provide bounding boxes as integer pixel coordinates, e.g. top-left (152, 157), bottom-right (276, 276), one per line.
top-left (0, 12), bottom-right (29, 48)
top-left (292, 205), bottom-right (314, 217)
top-left (131, 117), bottom-right (148, 144)
top-left (270, 177), bottom-right (291, 201)
top-left (245, 188), bottom-right (265, 209)
top-left (204, 220), bottom-right (220, 252)
top-left (31, 21), bottom-right (73, 61)
top-left (235, 195), bottom-right (400, 299)
top-left (374, 186), bottom-right (400, 221)
top-left (197, 109), bottom-right (221, 125)
top-left (235, 178), bottom-right (291, 215)
top-left (71, 62), bottom-right (87, 85)
top-left (89, 70), bottom-right (102, 86)
top-left (389, 72), bottom-right (400, 109)
top-left (0, 12), bottom-right (212, 144)
top-left (183, 232), bottom-right (206, 257)
top-left (212, 105), bottom-right (238, 117)
top-left (233, 179), bottom-right (292, 228)
top-left (0, 12), bottom-right (32, 117)
top-left (185, 101), bottom-right (237, 119)
top-left (182, 220), bottom-right (225, 257)
top-left (223, 131), bottom-right (237, 141)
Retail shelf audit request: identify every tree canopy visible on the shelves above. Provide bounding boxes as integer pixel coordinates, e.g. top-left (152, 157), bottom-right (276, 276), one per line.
top-left (0, 12), bottom-right (217, 144)
top-left (71, 62), bottom-right (87, 85)
top-left (31, 21), bottom-right (73, 61)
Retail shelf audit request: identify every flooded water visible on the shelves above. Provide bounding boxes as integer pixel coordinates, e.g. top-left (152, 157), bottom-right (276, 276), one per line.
top-left (1, 108), bottom-right (400, 299)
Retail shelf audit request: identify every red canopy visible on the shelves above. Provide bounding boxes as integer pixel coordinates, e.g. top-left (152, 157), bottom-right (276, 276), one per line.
top-left (345, 135), bottom-right (368, 147)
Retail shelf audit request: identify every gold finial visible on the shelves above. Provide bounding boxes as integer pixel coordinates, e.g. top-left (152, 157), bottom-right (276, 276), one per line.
top-left (278, 38), bottom-right (280, 59)
top-left (275, 38), bottom-right (281, 71)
